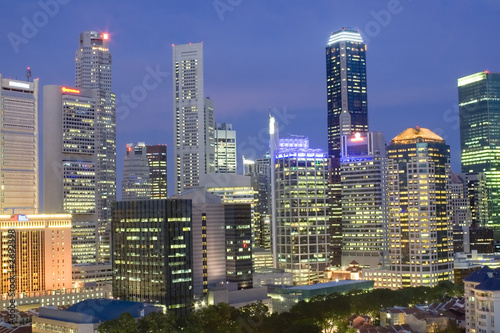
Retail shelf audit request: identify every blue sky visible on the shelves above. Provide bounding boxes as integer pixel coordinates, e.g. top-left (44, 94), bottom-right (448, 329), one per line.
top-left (1, 0), bottom-right (499, 198)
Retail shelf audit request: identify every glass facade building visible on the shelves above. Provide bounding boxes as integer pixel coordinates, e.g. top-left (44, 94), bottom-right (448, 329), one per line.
top-left (112, 199), bottom-right (193, 316)
top-left (326, 28), bottom-right (368, 158)
top-left (340, 132), bottom-right (388, 268)
top-left (274, 136), bottom-right (329, 285)
top-left (458, 71), bottom-right (500, 229)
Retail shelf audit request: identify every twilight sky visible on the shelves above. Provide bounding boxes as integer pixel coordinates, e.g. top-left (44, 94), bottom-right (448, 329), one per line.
top-left (1, 1), bottom-right (499, 198)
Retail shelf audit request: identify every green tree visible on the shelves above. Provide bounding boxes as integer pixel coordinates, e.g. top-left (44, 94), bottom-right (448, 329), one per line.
top-left (184, 303), bottom-right (241, 333)
top-left (98, 312), bottom-right (137, 333)
top-left (137, 311), bottom-right (179, 333)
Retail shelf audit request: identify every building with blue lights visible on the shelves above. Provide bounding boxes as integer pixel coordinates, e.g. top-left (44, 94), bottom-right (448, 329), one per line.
top-left (274, 136), bottom-right (329, 285)
top-left (340, 131), bottom-right (388, 269)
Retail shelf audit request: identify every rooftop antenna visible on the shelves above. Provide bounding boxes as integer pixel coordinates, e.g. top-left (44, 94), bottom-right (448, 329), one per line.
top-left (26, 67), bottom-right (32, 82)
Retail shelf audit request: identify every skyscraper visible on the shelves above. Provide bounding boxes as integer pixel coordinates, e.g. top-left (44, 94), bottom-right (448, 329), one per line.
top-left (75, 31), bottom-right (116, 263)
top-left (274, 136), bottom-right (329, 285)
top-left (365, 127), bottom-right (454, 288)
top-left (458, 71), bottom-right (500, 230)
top-left (0, 75), bottom-right (39, 214)
top-left (112, 199), bottom-right (193, 316)
top-left (340, 132), bottom-right (388, 268)
top-left (215, 122), bottom-right (237, 173)
top-left (122, 143), bottom-right (152, 200)
top-left (146, 145), bottom-right (168, 199)
top-left (122, 143), bottom-right (168, 201)
top-left (43, 85), bottom-right (98, 265)
top-left (173, 43), bottom-right (215, 194)
top-left (243, 156), bottom-right (272, 249)
top-left (326, 28), bottom-right (368, 158)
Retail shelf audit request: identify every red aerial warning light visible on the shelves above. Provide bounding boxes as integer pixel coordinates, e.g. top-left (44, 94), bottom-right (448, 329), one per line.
top-left (103, 33), bottom-right (109, 40)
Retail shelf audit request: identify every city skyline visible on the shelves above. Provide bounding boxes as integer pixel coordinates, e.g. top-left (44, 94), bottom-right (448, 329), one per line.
top-left (2, 1), bottom-right (499, 197)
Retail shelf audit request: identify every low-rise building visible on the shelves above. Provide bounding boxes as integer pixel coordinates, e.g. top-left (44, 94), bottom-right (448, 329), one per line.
top-left (464, 266), bottom-right (500, 333)
top-left (32, 299), bottom-right (162, 333)
top-left (269, 280), bottom-right (374, 313)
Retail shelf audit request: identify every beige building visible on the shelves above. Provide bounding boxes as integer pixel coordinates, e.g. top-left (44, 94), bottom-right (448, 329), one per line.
top-left (0, 214), bottom-right (72, 295)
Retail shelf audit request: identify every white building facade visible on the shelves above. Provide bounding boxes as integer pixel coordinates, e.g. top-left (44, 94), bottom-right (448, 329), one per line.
top-left (0, 75), bottom-right (39, 214)
top-left (173, 43), bottom-right (215, 194)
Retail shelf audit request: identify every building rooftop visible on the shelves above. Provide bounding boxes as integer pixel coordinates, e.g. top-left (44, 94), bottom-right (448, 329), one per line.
top-left (39, 299), bottom-right (161, 324)
top-left (463, 266), bottom-right (496, 283)
top-left (287, 279), bottom-right (370, 291)
top-left (327, 28), bottom-right (364, 45)
top-left (391, 127), bottom-right (445, 145)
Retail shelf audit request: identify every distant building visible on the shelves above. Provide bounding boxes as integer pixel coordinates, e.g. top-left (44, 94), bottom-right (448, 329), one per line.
top-left (459, 71), bottom-right (500, 230)
top-left (32, 299), bottom-right (161, 333)
top-left (253, 267), bottom-right (293, 288)
top-left (215, 122), bottom-right (237, 173)
top-left (0, 75), bottom-right (39, 214)
top-left (122, 143), bottom-right (151, 200)
top-left (457, 172), bottom-right (489, 227)
top-left (207, 282), bottom-right (271, 309)
top-left (243, 156), bottom-right (271, 249)
top-left (112, 199), bottom-right (193, 316)
top-left (340, 131), bottom-right (388, 268)
top-left (464, 266), bottom-right (500, 333)
top-left (122, 143), bottom-right (168, 201)
top-left (253, 247), bottom-right (273, 270)
top-left (173, 43), bottom-right (215, 194)
top-left (269, 280), bottom-right (374, 313)
top-left (146, 145), bottom-right (168, 199)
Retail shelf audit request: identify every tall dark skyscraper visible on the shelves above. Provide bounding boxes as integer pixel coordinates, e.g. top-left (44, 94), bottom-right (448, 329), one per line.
top-left (112, 199), bottom-right (193, 316)
top-left (326, 28), bottom-right (368, 158)
top-left (458, 71), bottom-right (500, 229)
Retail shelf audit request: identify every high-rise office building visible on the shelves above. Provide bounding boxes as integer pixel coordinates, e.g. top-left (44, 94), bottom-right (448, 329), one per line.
top-left (326, 28), bottom-right (368, 158)
top-left (122, 143), bottom-right (152, 200)
top-left (0, 75), bottom-right (39, 214)
top-left (43, 85), bottom-right (98, 265)
top-left (224, 204), bottom-right (253, 289)
top-left (274, 136), bottom-right (329, 285)
top-left (458, 172), bottom-right (489, 227)
top-left (459, 71), bottom-right (500, 230)
top-left (174, 188), bottom-right (226, 297)
top-left (112, 199), bottom-right (193, 316)
top-left (122, 143), bottom-right (168, 200)
top-left (340, 132), bottom-right (388, 268)
top-left (364, 128), bottom-right (454, 288)
top-left (75, 31), bottom-right (116, 263)
top-left (215, 122), bottom-right (237, 173)
top-left (243, 156), bottom-right (272, 249)
top-left (173, 43), bottom-right (215, 194)
top-left (450, 172), bottom-right (472, 227)
top-left (146, 145), bottom-right (168, 199)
